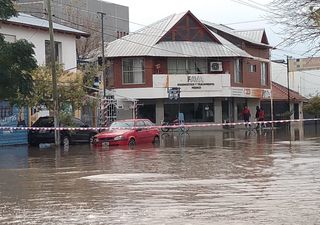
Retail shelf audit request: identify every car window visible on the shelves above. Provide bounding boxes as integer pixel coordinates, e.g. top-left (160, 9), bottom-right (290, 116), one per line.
top-left (110, 121), bottom-right (134, 129)
top-left (72, 118), bottom-right (85, 127)
top-left (135, 120), bottom-right (146, 127)
top-left (144, 120), bottom-right (154, 127)
top-left (32, 117), bottom-right (54, 127)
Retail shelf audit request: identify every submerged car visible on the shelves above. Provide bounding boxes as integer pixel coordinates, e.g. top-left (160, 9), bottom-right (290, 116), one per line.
top-left (28, 116), bottom-right (97, 146)
top-left (91, 119), bottom-right (160, 147)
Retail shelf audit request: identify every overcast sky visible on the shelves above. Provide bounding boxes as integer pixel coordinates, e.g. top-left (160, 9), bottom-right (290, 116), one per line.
top-left (107, 0), bottom-right (307, 60)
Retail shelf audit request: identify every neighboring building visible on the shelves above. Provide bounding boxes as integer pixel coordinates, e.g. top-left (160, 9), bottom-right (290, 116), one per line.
top-left (261, 82), bottom-right (306, 121)
top-left (0, 13), bottom-right (88, 145)
top-left (14, 0), bottom-right (129, 43)
top-left (104, 11), bottom-right (272, 124)
top-left (272, 61), bottom-right (320, 98)
top-left (1, 13), bottom-right (89, 71)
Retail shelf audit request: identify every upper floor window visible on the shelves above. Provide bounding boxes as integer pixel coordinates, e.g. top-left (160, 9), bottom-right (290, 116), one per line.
top-left (45, 40), bottom-right (62, 65)
top-left (122, 58), bottom-right (145, 84)
top-left (261, 62), bottom-right (267, 86)
top-left (1, 33), bottom-right (16, 43)
top-left (249, 64), bottom-right (257, 73)
top-left (168, 58), bottom-right (207, 74)
top-left (234, 59), bottom-right (243, 83)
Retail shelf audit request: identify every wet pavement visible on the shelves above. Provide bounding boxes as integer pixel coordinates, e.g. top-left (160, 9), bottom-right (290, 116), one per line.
top-left (0, 124), bottom-right (320, 224)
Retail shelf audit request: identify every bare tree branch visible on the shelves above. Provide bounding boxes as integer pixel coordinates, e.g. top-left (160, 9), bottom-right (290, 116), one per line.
top-left (268, 0), bottom-right (320, 55)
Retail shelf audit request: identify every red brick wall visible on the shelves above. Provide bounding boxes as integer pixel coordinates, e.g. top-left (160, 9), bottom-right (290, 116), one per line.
top-left (112, 56), bottom-right (270, 89)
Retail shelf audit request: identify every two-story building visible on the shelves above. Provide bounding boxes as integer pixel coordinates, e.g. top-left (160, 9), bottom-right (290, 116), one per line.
top-left (0, 13), bottom-right (88, 146)
top-left (104, 11), bottom-right (272, 124)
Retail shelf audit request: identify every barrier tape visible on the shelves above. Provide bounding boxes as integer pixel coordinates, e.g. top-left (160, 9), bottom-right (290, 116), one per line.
top-left (0, 118), bottom-right (319, 131)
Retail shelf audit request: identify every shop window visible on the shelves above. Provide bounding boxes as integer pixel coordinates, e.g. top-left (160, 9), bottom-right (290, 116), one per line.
top-left (122, 58), bottom-right (145, 84)
top-left (164, 102), bottom-right (214, 123)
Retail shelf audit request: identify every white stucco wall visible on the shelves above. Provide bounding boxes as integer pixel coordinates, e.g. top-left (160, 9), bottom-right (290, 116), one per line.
top-left (272, 62), bottom-right (320, 98)
top-left (0, 24), bottom-right (77, 71)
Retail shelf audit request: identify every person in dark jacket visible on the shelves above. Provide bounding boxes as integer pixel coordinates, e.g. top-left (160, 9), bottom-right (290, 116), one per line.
top-left (255, 106), bottom-right (260, 128)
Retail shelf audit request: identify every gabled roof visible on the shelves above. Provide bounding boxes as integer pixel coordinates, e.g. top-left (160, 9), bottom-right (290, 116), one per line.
top-left (1, 13), bottom-right (89, 38)
top-left (271, 82), bottom-right (307, 102)
top-left (203, 20), bottom-right (271, 48)
top-left (105, 11), bottom-right (252, 58)
top-left (234, 29), bottom-right (269, 45)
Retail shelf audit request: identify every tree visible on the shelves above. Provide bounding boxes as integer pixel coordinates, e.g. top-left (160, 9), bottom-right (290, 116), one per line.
top-left (303, 96), bottom-right (320, 117)
top-left (30, 65), bottom-right (86, 115)
top-left (0, 0), bottom-right (17, 19)
top-left (269, 0), bottom-right (320, 55)
top-left (0, 0), bottom-right (37, 106)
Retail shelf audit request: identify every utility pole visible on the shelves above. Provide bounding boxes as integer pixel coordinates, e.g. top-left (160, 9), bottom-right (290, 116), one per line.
top-left (97, 11), bottom-right (106, 97)
top-left (47, 0), bottom-right (60, 145)
top-left (286, 55), bottom-right (292, 133)
top-left (286, 56), bottom-right (291, 115)
top-left (97, 11), bottom-right (107, 127)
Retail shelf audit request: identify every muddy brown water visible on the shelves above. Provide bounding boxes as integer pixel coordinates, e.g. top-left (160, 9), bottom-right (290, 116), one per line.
top-left (0, 125), bottom-right (319, 224)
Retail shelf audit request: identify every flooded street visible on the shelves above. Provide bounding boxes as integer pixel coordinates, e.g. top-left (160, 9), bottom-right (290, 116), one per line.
top-left (0, 124), bottom-right (320, 224)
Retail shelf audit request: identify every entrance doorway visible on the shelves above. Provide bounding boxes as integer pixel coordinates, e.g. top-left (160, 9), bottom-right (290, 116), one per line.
top-left (137, 104), bottom-right (156, 123)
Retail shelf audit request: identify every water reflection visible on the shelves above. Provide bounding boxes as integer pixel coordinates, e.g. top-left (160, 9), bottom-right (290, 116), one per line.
top-left (0, 125), bottom-right (320, 224)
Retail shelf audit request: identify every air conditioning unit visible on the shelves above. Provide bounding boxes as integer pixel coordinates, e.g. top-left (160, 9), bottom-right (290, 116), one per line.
top-left (210, 62), bottom-right (223, 72)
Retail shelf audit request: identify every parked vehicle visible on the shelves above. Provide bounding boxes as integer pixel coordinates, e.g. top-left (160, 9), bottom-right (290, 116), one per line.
top-left (91, 119), bottom-right (160, 147)
top-left (161, 120), bottom-right (189, 133)
top-left (28, 116), bottom-right (97, 146)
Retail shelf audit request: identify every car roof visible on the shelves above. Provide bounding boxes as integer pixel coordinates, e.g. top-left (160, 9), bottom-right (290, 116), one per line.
top-left (114, 119), bottom-right (150, 122)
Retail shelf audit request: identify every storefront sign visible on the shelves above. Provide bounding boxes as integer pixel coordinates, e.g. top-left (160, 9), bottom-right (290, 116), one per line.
top-left (153, 74), bottom-right (223, 92)
top-left (231, 87), bottom-right (271, 99)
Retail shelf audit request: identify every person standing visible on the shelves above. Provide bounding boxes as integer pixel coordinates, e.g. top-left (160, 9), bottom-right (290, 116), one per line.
top-left (241, 106), bottom-right (251, 128)
top-left (255, 106), bottom-right (260, 128)
top-left (258, 107), bottom-right (265, 128)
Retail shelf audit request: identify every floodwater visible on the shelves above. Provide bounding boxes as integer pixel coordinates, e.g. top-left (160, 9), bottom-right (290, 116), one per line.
top-left (0, 124), bottom-right (320, 225)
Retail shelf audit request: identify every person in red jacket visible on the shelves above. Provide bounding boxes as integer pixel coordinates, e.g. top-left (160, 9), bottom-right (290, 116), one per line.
top-left (241, 106), bottom-right (251, 128)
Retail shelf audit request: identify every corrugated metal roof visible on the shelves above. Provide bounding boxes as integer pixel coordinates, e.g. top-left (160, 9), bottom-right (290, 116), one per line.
top-left (234, 29), bottom-right (265, 44)
top-left (4, 13), bottom-right (89, 37)
top-left (271, 82), bottom-right (307, 102)
top-left (106, 11), bottom-right (252, 58)
top-left (203, 20), bottom-right (271, 48)
top-left (149, 41), bottom-right (250, 57)
top-left (106, 12), bottom-right (186, 57)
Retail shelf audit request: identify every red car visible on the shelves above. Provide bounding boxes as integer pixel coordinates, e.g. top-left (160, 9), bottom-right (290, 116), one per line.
top-left (91, 119), bottom-right (160, 147)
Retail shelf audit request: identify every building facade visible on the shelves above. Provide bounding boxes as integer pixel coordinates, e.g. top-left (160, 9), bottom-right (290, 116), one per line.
top-left (104, 11), bottom-right (272, 125)
top-left (14, 0), bottom-right (129, 43)
top-left (0, 13), bottom-right (88, 145)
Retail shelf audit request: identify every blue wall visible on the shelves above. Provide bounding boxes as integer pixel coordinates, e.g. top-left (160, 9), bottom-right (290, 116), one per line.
top-left (0, 101), bottom-right (29, 146)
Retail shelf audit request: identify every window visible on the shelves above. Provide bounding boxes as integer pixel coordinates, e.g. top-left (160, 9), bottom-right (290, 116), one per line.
top-left (167, 58), bottom-right (207, 74)
top-left (122, 58), bottom-right (145, 84)
top-left (261, 62), bottom-right (267, 86)
top-left (0, 101), bottom-right (13, 120)
top-left (45, 40), bottom-right (62, 65)
top-left (249, 64), bottom-right (257, 73)
top-left (1, 33), bottom-right (16, 43)
top-left (234, 59), bottom-right (243, 83)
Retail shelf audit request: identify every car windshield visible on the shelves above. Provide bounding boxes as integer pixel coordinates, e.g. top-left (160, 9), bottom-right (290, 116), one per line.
top-left (109, 121), bottom-right (134, 130)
